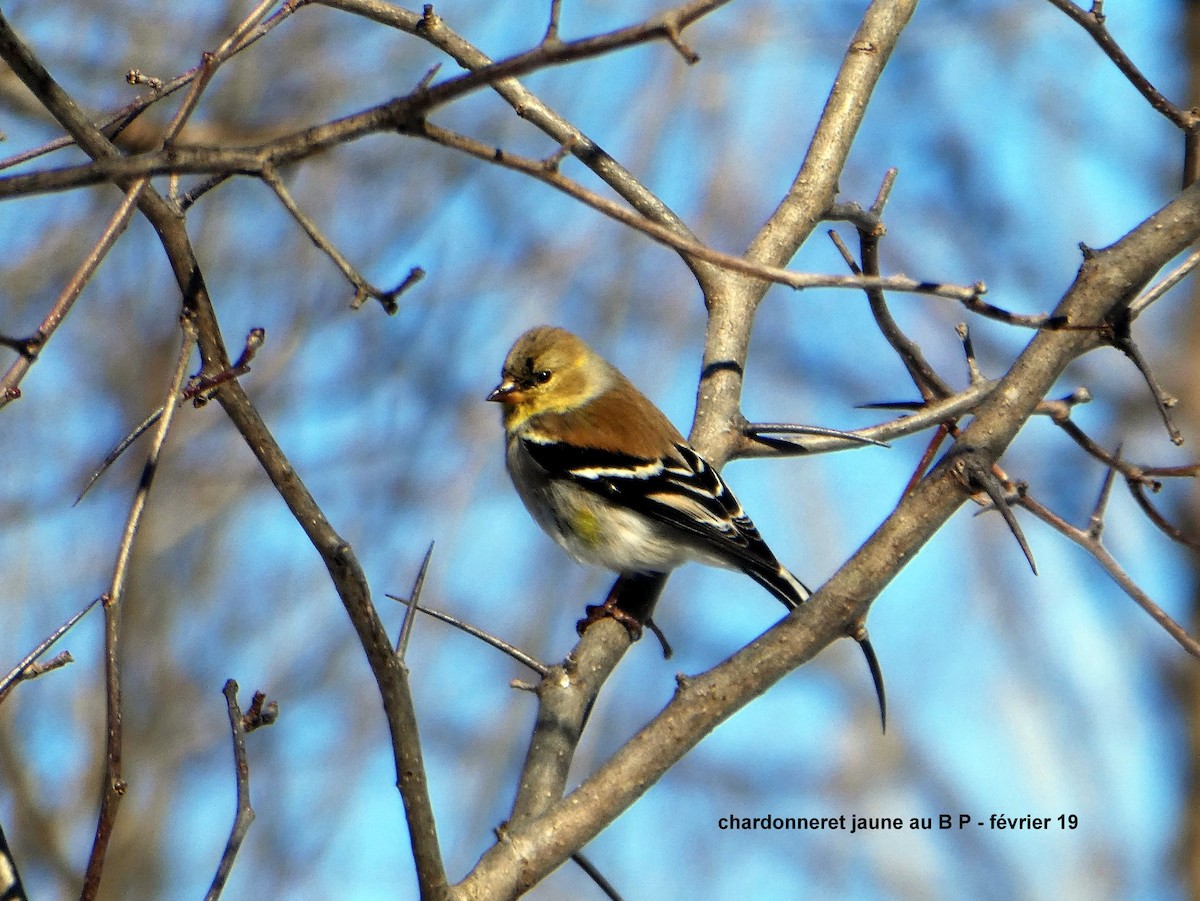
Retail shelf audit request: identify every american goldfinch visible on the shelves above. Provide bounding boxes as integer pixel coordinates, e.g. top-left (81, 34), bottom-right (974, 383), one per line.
top-left (488, 325), bottom-right (885, 728)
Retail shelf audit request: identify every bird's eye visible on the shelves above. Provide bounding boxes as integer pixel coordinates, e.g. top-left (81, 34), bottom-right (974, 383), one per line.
top-left (534, 370), bottom-right (552, 384)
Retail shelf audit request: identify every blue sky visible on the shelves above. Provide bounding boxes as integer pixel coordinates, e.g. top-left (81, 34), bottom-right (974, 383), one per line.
top-left (0, 1), bottom-right (1195, 899)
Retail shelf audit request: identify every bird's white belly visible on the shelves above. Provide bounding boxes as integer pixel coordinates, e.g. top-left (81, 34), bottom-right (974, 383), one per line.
top-left (508, 440), bottom-right (695, 574)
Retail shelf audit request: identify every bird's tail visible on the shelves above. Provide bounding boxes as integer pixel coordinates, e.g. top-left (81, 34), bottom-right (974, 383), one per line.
top-left (746, 563), bottom-right (810, 609)
top-left (748, 563), bottom-right (887, 732)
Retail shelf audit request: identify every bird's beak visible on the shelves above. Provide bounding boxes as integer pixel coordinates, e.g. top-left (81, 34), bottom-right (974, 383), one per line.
top-left (487, 378), bottom-right (518, 403)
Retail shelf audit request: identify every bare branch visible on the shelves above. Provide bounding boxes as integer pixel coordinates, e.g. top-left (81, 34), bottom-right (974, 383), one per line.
top-left (82, 315), bottom-right (197, 900)
top-left (75, 327), bottom-right (266, 505)
top-left (261, 165), bottom-right (419, 313)
top-left (0, 186), bottom-right (142, 412)
top-left (1129, 246), bottom-right (1200, 317)
top-left (0, 596), bottom-right (100, 703)
top-left (947, 445), bottom-right (1038, 575)
top-left (419, 123), bottom-right (983, 303)
top-left (0, 0), bottom-right (303, 173)
top-left (1017, 493), bottom-right (1200, 659)
top-left (456, 169), bottom-right (1200, 901)
top-left (385, 595), bottom-right (550, 677)
top-left (204, 680), bottom-right (276, 901)
top-left (1044, 0), bottom-right (1197, 130)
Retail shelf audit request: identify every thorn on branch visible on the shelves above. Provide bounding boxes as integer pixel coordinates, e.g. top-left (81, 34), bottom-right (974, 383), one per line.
top-left (415, 63), bottom-right (442, 93)
top-left (1093, 306), bottom-right (1183, 445)
top-left (1087, 447), bottom-right (1121, 540)
top-left (743, 421), bottom-right (888, 456)
top-left (179, 173), bottom-right (234, 211)
top-left (948, 444), bottom-right (1038, 575)
top-left (849, 624), bottom-right (886, 733)
top-left (828, 229), bottom-right (861, 272)
top-left (395, 543), bottom-right (435, 660)
top-left (570, 848), bottom-right (626, 901)
top-left (661, 17), bottom-right (700, 64)
top-left (0, 331), bottom-right (43, 359)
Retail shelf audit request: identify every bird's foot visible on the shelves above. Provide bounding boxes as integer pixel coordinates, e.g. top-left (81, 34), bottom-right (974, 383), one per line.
top-left (576, 595), bottom-right (673, 659)
top-left (577, 593), bottom-right (644, 640)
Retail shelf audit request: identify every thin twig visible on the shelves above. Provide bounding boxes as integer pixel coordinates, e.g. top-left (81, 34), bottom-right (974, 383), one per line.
top-left (543, 0), bottom-right (563, 44)
top-left (75, 327), bottom-right (266, 504)
top-left (0, 185), bottom-right (143, 411)
top-left (1129, 246), bottom-right (1200, 317)
top-left (1087, 447), bottom-right (1120, 540)
top-left (419, 123), bottom-right (985, 303)
top-left (1128, 479), bottom-right (1200, 550)
top-left (1044, 0), bottom-right (1197, 129)
top-left (0, 0), bottom-right (731, 198)
top-left (385, 593), bottom-right (549, 676)
top-left (204, 680), bottom-right (271, 901)
top-left (262, 165), bottom-right (419, 313)
top-left (81, 316), bottom-right (197, 901)
top-left (829, 183), bottom-right (951, 400)
top-left (956, 323), bottom-right (984, 385)
top-left (0, 596), bottom-right (100, 704)
top-left (1017, 493), bottom-right (1200, 659)
top-left (0, 0), bottom-right (301, 173)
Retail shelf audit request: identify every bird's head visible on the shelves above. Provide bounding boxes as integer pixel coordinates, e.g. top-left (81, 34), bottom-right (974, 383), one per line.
top-left (488, 326), bottom-right (610, 429)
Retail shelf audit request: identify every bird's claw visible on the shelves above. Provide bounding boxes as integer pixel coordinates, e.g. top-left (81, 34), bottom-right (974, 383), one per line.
top-left (577, 596), bottom-right (644, 640)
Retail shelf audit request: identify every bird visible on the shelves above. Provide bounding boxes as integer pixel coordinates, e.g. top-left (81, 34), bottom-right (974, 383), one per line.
top-left (487, 325), bottom-right (885, 729)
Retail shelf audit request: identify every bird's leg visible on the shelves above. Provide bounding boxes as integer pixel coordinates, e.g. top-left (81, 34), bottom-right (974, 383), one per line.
top-left (576, 572), bottom-right (673, 657)
top-left (578, 582), bottom-right (644, 639)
